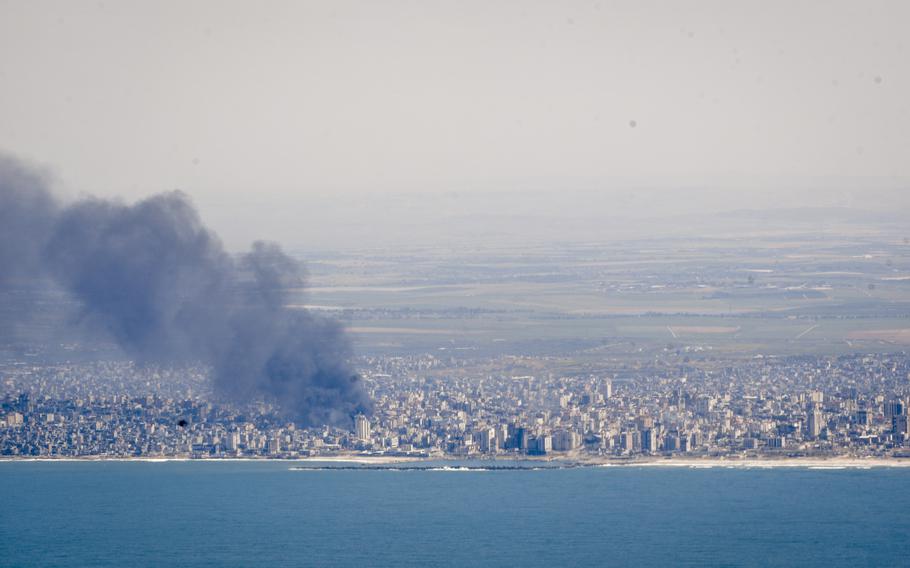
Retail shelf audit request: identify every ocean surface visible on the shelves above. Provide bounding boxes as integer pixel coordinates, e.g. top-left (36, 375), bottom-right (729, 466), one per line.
top-left (2, 460), bottom-right (910, 567)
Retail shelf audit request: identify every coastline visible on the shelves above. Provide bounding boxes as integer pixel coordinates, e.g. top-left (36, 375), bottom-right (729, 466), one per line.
top-left (588, 457), bottom-right (910, 469)
top-left (3, 454), bottom-right (910, 468)
top-left (0, 454), bottom-right (421, 465)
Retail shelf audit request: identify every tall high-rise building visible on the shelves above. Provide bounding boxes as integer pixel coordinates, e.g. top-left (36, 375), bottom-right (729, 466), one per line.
top-left (225, 431), bottom-right (240, 452)
top-left (641, 428), bottom-right (658, 453)
top-left (892, 415), bottom-right (909, 438)
top-left (515, 427), bottom-right (529, 451)
top-left (768, 437), bottom-right (787, 449)
top-left (496, 424), bottom-right (509, 449)
top-left (807, 409), bottom-right (824, 439)
top-left (696, 396), bottom-right (715, 417)
top-left (478, 428), bottom-right (496, 452)
top-left (354, 415), bottom-right (371, 441)
top-left (885, 400), bottom-right (905, 419)
top-left (552, 430), bottom-right (580, 452)
top-left (536, 434), bottom-right (552, 454)
top-left (619, 431), bottom-right (635, 452)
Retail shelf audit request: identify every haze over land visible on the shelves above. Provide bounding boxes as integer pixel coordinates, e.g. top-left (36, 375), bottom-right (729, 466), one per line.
top-left (2, 0), bottom-right (909, 381)
top-left (1, 0), bottom-right (908, 250)
top-left (6, 7), bottom-right (910, 568)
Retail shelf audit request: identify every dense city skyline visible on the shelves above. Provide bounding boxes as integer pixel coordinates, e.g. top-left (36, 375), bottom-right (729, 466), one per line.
top-left (4, 2), bottom-right (910, 566)
top-left (5, 351), bottom-right (910, 462)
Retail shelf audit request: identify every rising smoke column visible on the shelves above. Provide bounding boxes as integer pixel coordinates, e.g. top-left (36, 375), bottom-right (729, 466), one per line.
top-left (0, 155), bottom-right (57, 284)
top-left (216, 241), bottom-right (368, 426)
top-left (44, 192), bottom-right (236, 362)
top-left (0, 152), bottom-right (371, 425)
top-left (0, 156), bottom-right (59, 338)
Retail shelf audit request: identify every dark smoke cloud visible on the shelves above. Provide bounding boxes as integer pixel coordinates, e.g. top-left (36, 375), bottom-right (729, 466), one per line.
top-left (45, 192), bottom-right (235, 362)
top-left (0, 156), bottom-right (59, 339)
top-left (0, 153), bottom-right (371, 425)
top-left (0, 156), bottom-right (57, 287)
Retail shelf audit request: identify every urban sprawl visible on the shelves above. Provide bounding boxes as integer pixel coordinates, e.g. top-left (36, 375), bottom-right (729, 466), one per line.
top-left (2, 352), bottom-right (910, 460)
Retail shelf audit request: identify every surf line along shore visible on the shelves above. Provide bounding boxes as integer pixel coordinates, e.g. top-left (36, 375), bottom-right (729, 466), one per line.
top-left (4, 455), bottom-right (910, 468)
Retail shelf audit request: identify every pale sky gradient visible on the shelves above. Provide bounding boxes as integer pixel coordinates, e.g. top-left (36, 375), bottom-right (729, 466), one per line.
top-left (1, 1), bottom-right (908, 249)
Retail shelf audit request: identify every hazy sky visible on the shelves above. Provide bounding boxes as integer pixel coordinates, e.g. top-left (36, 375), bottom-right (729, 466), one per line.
top-left (1, 1), bottom-right (908, 248)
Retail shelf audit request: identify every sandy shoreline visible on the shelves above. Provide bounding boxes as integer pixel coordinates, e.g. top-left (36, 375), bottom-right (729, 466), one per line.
top-left (0, 454), bottom-right (429, 465)
top-left (3, 455), bottom-right (910, 468)
top-left (590, 457), bottom-right (910, 469)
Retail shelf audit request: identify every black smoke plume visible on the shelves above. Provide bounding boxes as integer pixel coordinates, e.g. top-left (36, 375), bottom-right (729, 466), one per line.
top-left (0, 155), bottom-right (59, 339)
top-left (0, 153), bottom-right (371, 426)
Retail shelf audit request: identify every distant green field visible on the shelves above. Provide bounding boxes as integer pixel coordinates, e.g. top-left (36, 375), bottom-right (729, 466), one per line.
top-left (297, 235), bottom-right (910, 357)
top-left (338, 312), bottom-right (909, 357)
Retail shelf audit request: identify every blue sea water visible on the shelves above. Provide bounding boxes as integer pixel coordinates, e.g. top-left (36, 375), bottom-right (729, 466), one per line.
top-left (2, 461), bottom-right (910, 567)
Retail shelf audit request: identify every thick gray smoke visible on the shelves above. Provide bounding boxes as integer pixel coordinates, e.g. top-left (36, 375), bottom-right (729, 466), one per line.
top-left (0, 154), bottom-right (371, 426)
top-left (0, 155), bottom-right (59, 339)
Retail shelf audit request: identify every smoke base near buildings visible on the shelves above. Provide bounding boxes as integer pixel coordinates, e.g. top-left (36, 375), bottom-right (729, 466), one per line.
top-left (0, 153), bottom-right (371, 426)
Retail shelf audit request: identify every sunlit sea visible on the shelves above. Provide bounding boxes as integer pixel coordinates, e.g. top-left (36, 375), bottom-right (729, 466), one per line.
top-left (2, 460), bottom-right (909, 567)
